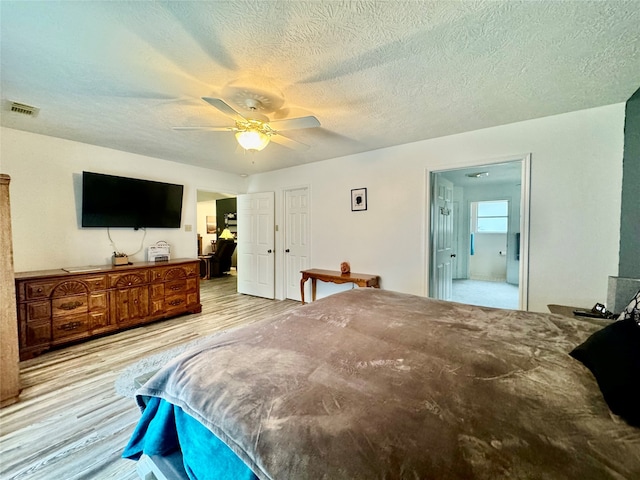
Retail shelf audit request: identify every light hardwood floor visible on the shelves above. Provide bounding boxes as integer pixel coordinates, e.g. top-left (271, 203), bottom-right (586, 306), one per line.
top-left (0, 273), bottom-right (300, 480)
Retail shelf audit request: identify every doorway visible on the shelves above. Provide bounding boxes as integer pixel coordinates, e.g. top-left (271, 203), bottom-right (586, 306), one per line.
top-left (196, 189), bottom-right (238, 284)
top-left (428, 157), bottom-right (530, 310)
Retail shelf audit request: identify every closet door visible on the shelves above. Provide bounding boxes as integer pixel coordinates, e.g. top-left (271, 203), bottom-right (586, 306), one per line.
top-left (237, 192), bottom-right (275, 299)
top-left (284, 187), bottom-right (310, 301)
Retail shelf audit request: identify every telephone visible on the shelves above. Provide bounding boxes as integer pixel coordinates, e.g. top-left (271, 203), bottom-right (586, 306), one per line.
top-left (573, 303), bottom-right (615, 319)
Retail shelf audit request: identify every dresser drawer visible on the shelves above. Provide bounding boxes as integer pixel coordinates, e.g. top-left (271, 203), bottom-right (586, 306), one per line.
top-left (165, 294), bottom-right (187, 311)
top-left (20, 318), bottom-right (51, 349)
top-left (89, 311), bottom-right (111, 331)
top-left (52, 314), bottom-right (90, 342)
top-left (52, 294), bottom-right (88, 317)
top-left (181, 263), bottom-right (199, 277)
top-left (186, 291), bottom-right (199, 307)
top-left (150, 267), bottom-right (167, 283)
top-left (25, 281), bottom-right (56, 300)
top-left (109, 271), bottom-right (150, 287)
top-left (165, 280), bottom-right (187, 294)
top-left (88, 292), bottom-right (108, 311)
top-left (177, 261), bottom-right (200, 277)
top-left (150, 298), bottom-right (165, 316)
top-left (185, 277), bottom-right (198, 292)
top-left (84, 275), bottom-right (108, 291)
top-left (150, 283), bottom-right (165, 299)
top-left (152, 263), bottom-right (198, 282)
top-left (162, 266), bottom-right (188, 282)
top-left (24, 301), bottom-right (51, 321)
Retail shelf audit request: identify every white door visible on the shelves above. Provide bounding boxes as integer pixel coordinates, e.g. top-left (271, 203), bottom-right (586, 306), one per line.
top-left (237, 192), bottom-right (275, 299)
top-left (284, 187), bottom-right (310, 301)
top-left (431, 175), bottom-right (454, 300)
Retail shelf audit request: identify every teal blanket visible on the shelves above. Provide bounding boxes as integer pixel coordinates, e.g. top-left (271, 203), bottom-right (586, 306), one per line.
top-left (123, 396), bottom-right (257, 480)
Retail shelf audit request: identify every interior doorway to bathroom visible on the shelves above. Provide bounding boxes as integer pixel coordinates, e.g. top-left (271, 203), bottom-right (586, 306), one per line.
top-left (429, 157), bottom-right (530, 310)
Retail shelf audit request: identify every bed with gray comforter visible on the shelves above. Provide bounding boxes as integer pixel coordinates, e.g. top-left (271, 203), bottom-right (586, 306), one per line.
top-left (125, 288), bottom-right (640, 479)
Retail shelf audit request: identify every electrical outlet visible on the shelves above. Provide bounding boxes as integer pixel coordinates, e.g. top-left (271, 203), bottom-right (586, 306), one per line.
top-left (185, 224), bottom-right (192, 232)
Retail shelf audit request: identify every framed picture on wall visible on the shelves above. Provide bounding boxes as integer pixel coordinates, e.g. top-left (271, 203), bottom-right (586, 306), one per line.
top-left (351, 188), bottom-right (367, 211)
top-left (206, 216), bottom-right (216, 234)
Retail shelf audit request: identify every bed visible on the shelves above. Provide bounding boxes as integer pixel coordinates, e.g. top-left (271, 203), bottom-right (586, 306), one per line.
top-left (123, 288), bottom-right (640, 479)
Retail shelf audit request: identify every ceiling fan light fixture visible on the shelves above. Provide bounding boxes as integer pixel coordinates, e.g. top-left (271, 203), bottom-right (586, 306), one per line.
top-left (235, 129), bottom-right (270, 151)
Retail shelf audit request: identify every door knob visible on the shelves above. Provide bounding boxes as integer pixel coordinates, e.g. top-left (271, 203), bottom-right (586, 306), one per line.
top-left (285, 249), bottom-right (290, 253)
top-left (450, 254), bottom-right (456, 258)
top-left (267, 249), bottom-right (272, 253)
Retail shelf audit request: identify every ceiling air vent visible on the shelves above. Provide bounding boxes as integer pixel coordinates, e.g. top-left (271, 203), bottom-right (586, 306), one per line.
top-left (9, 101), bottom-right (40, 117)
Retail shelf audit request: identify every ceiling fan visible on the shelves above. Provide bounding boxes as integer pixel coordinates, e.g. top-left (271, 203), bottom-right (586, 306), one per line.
top-left (173, 97), bottom-right (320, 152)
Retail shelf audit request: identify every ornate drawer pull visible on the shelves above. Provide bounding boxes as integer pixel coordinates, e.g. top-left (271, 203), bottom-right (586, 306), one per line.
top-left (59, 301), bottom-right (84, 310)
top-left (168, 299), bottom-right (184, 306)
top-left (170, 285), bottom-right (182, 291)
top-left (58, 321), bottom-right (82, 331)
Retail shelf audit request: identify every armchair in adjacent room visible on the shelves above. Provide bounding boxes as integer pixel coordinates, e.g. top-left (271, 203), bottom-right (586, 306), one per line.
top-left (209, 239), bottom-right (236, 277)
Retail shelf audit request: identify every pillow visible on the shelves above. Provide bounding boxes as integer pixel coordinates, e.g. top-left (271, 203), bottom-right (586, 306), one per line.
top-left (617, 289), bottom-right (640, 326)
top-left (570, 318), bottom-right (640, 427)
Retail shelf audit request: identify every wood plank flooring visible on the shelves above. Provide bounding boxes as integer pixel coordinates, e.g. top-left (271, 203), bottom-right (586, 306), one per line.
top-left (0, 273), bottom-right (300, 480)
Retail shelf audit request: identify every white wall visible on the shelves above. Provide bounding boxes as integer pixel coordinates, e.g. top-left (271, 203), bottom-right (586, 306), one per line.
top-left (248, 104), bottom-right (625, 312)
top-left (1, 103), bottom-right (625, 312)
top-left (0, 128), bottom-right (246, 271)
top-left (469, 233), bottom-right (507, 281)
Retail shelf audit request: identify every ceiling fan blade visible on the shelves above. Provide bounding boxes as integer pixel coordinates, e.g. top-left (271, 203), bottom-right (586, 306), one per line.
top-left (270, 133), bottom-right (310, 151)
top-left (172, 126), bottom-right (235, 132)
top-left (268, 115), bottom-right (320, 131)
top-left (202, 97), bottom-right (248, 123)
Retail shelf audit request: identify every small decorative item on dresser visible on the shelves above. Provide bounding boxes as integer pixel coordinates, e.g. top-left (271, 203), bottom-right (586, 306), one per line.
top-left (148, 240), bottom-right (171, 262)
top-left (113, 252), bottom-right (129, 266)
top-left (340, 262), bottom-right (351, 274)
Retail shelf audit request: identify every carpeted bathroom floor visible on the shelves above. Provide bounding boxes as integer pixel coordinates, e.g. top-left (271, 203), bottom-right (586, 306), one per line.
top-left (452, 279), bottom-right (519, 309)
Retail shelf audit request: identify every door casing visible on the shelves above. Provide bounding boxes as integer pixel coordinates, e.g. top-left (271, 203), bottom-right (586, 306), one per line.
top-left (426, 154), bottom-right (531, 310)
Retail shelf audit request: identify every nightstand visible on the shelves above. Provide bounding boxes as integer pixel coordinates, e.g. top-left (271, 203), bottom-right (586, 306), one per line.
top-left (547, 304), bottom-right (613, 326)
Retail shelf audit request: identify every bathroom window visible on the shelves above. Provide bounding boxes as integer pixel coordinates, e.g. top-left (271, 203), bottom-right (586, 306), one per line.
top-left (471, 200), bottom-right (508, 233)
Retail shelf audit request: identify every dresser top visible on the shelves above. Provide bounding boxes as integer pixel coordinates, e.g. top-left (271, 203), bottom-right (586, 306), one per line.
top-left (14, 258), bottom-right (199, 281)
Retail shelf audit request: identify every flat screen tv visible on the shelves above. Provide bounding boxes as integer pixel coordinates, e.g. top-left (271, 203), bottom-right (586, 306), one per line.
top-left (81, 171), bottom-right (183, 228)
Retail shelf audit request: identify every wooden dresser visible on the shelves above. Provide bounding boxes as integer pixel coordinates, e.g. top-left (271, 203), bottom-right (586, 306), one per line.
top-left (14, 258), bottom-right (201, 360)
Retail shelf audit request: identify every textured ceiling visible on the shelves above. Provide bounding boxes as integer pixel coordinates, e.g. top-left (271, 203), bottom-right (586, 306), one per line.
top-left (1, 1), bottom-right (639, 176)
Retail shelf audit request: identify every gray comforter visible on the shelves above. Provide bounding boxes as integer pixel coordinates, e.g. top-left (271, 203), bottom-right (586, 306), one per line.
top-left (137, 289), bottom-right (640, 479)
